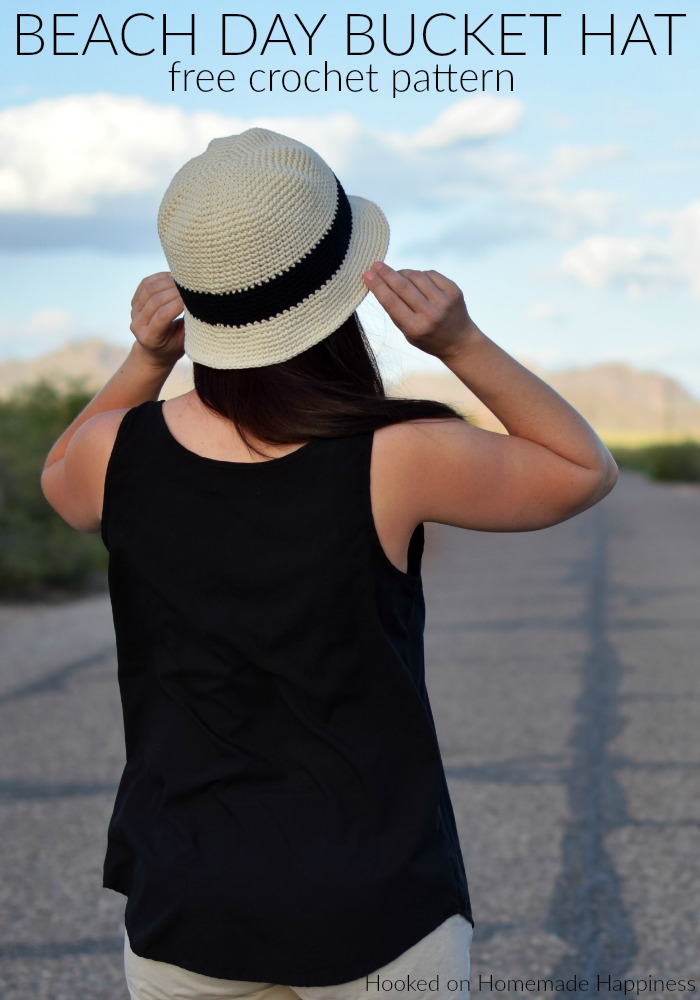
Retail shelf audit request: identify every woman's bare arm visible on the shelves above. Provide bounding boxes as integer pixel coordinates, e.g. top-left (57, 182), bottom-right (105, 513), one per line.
top-left (364, 262), bottom-right (618, 531)
top-left (40, 274), bottom-right (184, 531)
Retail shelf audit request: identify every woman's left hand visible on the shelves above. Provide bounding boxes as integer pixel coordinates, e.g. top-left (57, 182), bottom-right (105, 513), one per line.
top-left (130, 272), bottom-right (186, 367)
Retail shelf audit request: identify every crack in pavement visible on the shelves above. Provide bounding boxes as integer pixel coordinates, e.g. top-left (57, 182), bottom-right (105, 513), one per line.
top-left (0, 645), bottom-right (115, 707)
top-left (0, 778), bottom-right (117, 802)
top-left (544, 503), bottom-right (638, 993)
top-left (0, 938), bottom-right (123, 959)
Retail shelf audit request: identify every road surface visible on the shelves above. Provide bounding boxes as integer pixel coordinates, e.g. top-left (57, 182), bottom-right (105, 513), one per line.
top-left (0, 471), bottom-right (698, 998)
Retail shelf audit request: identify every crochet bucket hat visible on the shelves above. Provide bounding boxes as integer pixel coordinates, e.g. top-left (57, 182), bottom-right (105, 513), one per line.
top-left (157, 128), bottom-right (390, 369)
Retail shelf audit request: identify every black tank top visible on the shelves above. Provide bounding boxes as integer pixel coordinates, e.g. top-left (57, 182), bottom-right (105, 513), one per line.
top-left (101, 399), bottom-right (472, 987)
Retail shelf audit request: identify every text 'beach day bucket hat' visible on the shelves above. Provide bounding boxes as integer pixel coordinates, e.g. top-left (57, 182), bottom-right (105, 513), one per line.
top-left (157, 128), bottom-right (390, 369)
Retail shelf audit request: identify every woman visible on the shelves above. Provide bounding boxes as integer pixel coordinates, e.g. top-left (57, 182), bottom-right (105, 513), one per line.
top-left (41, 129), bottom-right (618, 1000)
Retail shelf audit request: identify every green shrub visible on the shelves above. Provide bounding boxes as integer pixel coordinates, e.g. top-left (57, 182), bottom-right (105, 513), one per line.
top-left (610, 440), bottom-right (700, 483)
top-left (0, 378), bottom-right (108, 600)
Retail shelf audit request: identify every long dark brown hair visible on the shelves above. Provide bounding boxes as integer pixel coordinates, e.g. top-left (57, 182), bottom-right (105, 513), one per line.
top-left (193, 313), bottom-right (466, 459)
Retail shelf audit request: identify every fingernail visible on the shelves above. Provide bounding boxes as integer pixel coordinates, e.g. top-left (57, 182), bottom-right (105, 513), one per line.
top-left (364, 270), bottom-right (375, 282)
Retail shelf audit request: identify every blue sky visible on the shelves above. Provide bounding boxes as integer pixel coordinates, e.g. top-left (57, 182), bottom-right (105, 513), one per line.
top-left (1, 0), bottom-right (698, 393)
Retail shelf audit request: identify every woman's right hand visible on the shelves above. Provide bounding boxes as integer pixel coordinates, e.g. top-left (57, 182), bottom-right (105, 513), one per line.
top-left (130, 272), bottom-right (185, 368)
top-left (363, 261), bottom-right (479, 363)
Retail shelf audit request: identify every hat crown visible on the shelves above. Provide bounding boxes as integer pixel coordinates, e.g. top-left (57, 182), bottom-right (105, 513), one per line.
top-left (154, 127), bottom-right (389, 369)
top-left (158, 129), bottom-right (338, 296)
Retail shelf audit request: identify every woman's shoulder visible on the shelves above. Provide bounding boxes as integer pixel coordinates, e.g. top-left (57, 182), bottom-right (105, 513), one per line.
top-left (73, 405), bottom-right (139, 492)
top-left (40, 406), bottom-right (133, 534)
top-left (368, 416), bottom-right (465, 527)
top-left (78, 406), bottom-right (134, 453)
top-left (371, 416), bottom-right (466, 472)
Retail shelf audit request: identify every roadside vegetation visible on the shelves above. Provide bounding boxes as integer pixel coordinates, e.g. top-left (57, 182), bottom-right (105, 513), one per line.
top-left (0, 379), bottom-right (108, 601)
top-left (609, 440), bottom-right (700, 483)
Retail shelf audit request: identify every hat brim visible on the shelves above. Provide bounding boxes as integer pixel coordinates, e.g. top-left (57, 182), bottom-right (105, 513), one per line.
top-left (182, 195), bottom-right (390, 369)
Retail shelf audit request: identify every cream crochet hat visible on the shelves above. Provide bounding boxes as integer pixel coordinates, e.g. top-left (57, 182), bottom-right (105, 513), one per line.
top-left (157, 128), bottom-right (390, 369)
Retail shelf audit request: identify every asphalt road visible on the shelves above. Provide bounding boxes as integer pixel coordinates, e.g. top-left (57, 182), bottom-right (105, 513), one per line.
top-left (0, 470), bottom-right (698, 999)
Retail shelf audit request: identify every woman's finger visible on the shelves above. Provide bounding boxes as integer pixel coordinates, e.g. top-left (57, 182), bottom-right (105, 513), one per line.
top-left (370, 262), bottom-right (429, 312)
top-left (131, 296), bottom-right (184, 347)
top-left (131, 273), bottom-right (177, 310)
top-left (424, 269), bottom-right (460, 296)
top-left (400, 269), bottom-right (448, 303)
top-left (131, 281), bottom-right (177, 316)
top-left (150, 299), bottom-right (186, 336)
top-left (133, 287), bottom-right (183, 328)
top-left (131, 273), bottom-right (169, 302)
top-left (364, 269), bottom-right (420, 331)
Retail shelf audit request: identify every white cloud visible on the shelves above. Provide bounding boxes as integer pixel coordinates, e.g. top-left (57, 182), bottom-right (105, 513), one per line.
top-left (0, 91), bottom-right (676, 273)
top-left (562, 236), bottom-right (663, 290)
top-left (407, 97), bottom-right (524, 148)
top-left (526, 300), bottom-right (566, 323)
top-left (26, 307), bottom-right (75, 335)
top-left (0, 92), bottom-right (523, 217)
top-left (675, 136), bottom-right (700, 152)
top-left (0, 94), bottom-right (227, 214)
top-left (562, 201), bottom-right (700, 298)
top-left (494, 145), bottom-right (631, 241)
top-left (403, 137), bottom-right (631, 257)
top-left (543, 113), bottom-right (574, 133)
top-left (0, 308), bottom-right (79, 356)
top-left (527, 188), bottom-right (625, 240)
top-left (544, 143), bottom-right (629, 182)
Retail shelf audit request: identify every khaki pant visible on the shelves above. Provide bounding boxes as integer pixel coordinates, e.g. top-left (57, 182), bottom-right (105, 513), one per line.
top-left (124, 913), bottom-right (473, 1000)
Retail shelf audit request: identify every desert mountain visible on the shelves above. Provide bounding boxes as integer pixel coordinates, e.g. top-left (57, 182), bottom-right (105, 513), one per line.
top-left (0, 337), bottom-right (194, 399)
top-left (389, 364), bottom-right (700, 437)
top-left (1, 337), bottom-right (699, 439)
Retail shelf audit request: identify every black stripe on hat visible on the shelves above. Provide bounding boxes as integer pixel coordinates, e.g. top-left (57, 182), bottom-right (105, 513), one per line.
top-left (175, 176), bottom-right (353, 328)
